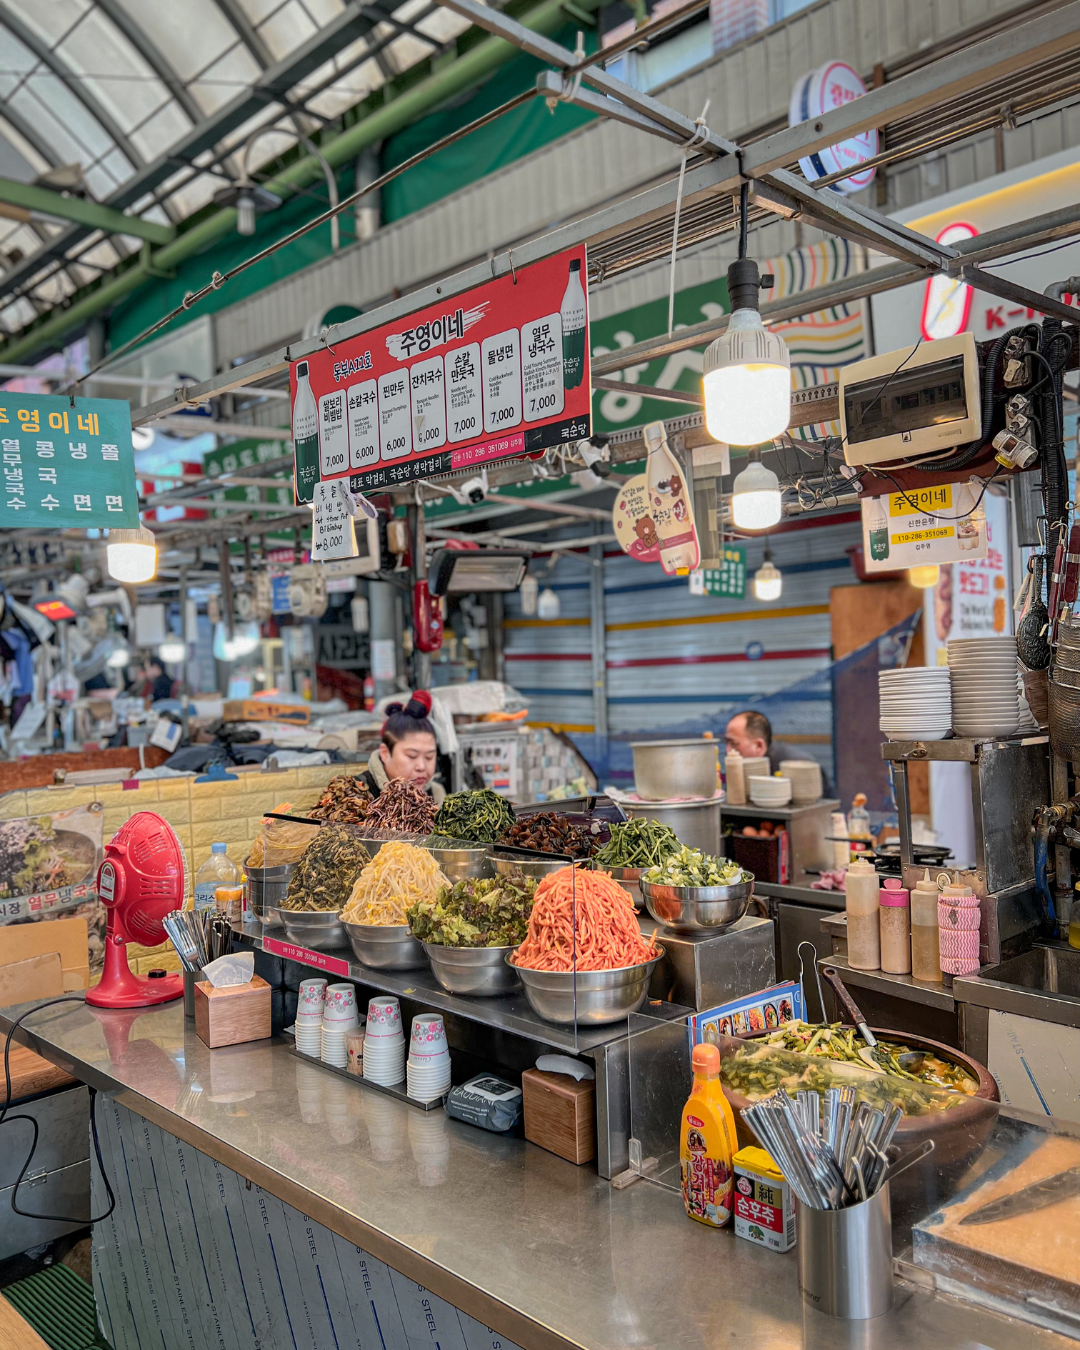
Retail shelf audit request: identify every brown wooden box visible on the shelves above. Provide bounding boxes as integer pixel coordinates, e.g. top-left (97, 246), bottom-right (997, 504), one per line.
top-left (194, 976), bottom-right (272, 1049)
top-left (521, 1068), bottom-right (596, 1165)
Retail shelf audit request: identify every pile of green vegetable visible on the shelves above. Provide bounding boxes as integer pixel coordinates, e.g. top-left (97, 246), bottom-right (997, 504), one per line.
top-left (761, 1020), bottom-right (978, 1092)
top-left (434, 789), bottom-right (516, 844)
top-left (641, 846), bottom-right (749, 888)
top-left (720, 1042), bottom-right (966, 1116)
top-left (594, 818), bottom-right (680, 870)
top-left (408, 872), bottom-right (537, 947)
top-left (281, 826), bottom-right (370, 911)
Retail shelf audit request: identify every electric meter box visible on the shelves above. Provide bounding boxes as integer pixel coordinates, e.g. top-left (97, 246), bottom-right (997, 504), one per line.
top-left (840, 332), bottom-right (982, 467)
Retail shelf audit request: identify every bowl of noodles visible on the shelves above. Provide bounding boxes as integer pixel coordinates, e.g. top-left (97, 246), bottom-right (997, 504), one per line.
top-left (341, 841), bottom-right (448, 970)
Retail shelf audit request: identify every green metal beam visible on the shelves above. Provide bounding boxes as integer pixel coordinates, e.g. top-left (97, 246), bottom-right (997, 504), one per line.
top-left (0, 177), bottom-right (174, 245)
top-left (0, 0), bottom-right (597, 367)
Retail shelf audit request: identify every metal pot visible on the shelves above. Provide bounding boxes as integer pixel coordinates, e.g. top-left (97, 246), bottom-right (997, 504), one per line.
top-left (509, 949), bottom-right (664, 1025)
top-left (244, 860), bottom-right (291, 926)
top-left (624, 797), bottom-right (722, 854)
top-left (641, 877), bottom-right (752, 933)
top-left (629, 739), bottom-right (720, 801)
top-left (424, 943), bottom-right (519, 995)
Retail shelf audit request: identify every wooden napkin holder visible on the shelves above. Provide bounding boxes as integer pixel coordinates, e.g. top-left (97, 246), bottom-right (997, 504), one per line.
top-left (521, 1068), bottom-right (596, 1165)
top-left (194, 976), bottom-right (272, 1049)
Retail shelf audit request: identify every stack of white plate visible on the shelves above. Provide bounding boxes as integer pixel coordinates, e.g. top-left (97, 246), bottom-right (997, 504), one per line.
top-left (747, 775), bottom-right (793, 807)
top-left (879, 667), bottom-right (952, 740)
top-left (948, 636), bottom-right (1020, 737)
top-left (779, 760), bottom-right (823, 803)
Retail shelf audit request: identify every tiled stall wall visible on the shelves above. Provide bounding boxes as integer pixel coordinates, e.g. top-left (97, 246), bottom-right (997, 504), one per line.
top-left (0, 765), bottom-right (361, 976)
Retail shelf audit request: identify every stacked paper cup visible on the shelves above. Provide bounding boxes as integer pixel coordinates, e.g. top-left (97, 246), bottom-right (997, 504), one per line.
top-left (294, 978), bottom-right (327, 1057)
top-left (321, 983), bottom-right (359, 1069)
top-left (406, 1013), bottom-right (451, 1102)
top-left (364, 996), bottom-right (406, 1086)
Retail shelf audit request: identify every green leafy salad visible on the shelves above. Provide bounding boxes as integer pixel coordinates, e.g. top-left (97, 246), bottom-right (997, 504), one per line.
top-left (641, 845), bottom-right (750, 888)
top-left (407, 872), bottom-right (537, 948)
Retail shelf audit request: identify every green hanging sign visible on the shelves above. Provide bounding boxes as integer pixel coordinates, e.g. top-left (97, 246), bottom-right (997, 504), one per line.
top-left (690, 544), bottom-right (747, 599)
top-left (0, 394), bottom-right (138, 529)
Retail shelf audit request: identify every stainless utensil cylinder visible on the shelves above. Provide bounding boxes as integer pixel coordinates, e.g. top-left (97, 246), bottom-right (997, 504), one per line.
top-left (183, 968), bottom-right (206, 1020)
top-left (796, 1185), bottom-right (893, 1320)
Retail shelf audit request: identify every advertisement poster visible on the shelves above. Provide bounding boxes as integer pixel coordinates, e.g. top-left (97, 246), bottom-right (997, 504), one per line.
top-left (612, 475), bottom-right (661, 562)
top-left (0, 393), bottom-right (138, 529)
top-left (860, 480), bottom-right (987, 573)
top-left (291, 246), bottom-right (591, 499)
top-left (0, 801), bottom-right (104, 923)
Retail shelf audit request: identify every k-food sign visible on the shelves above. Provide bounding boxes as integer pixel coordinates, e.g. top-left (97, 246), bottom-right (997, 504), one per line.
top-left (290, 246), bottom-right (591, 499)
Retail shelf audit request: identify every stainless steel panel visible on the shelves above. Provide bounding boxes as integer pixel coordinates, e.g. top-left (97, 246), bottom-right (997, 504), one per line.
top-left (953, 944), bottom-right (1080, 1031)
top-left (645, 915), bottom-right (775, 1011)
top-left (0, 1159), bottom-right (90, 1262)
top-left (0, 1085), bottom-right (89, 1191)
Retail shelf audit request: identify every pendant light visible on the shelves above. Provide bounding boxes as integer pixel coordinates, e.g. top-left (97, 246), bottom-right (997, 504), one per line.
top-left (908, 564), bottom-right (941, 589)
top-left (702, 183), bottom-right (790, 446)
top-left (158, 637), bottom-right (186, 664)
top-left (519, 573), bottom-right (539, 616)
top-left (731, 449), bottom-right (782, 530)
top-left (753, 551), bottom-right (783, 601)
top-left (106, 527), bottom-right (157, 584)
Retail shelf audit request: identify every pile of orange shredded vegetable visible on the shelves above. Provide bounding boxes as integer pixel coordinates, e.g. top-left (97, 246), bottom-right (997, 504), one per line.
top-left (511, 866), bottom-right (660, 971)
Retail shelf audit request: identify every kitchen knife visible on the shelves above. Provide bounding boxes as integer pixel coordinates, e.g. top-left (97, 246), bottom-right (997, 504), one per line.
top-left (959, 1165), bottom-right (1080, 1225)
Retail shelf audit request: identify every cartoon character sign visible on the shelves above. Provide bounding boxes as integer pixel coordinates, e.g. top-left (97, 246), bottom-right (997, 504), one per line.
top-left (613, 474), bottom-right (662, 562)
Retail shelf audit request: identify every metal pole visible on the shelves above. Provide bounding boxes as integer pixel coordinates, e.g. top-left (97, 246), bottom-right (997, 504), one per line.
top-left (409, 502), bottom-right (431, 691)
top-left (178, 566), bottom-right (190, 744)
top-left (368, 579), bottom-right (399, 702)
top-left (589, 543), bottom-right (609, 741)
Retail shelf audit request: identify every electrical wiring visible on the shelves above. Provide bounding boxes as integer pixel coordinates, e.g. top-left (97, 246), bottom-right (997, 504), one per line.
top-left (870, 467), bottom-right (1005, 523)
top-left (839, 340), bottom-right (923, 450)
top-left (1, 997), bottom-right (116, 1226)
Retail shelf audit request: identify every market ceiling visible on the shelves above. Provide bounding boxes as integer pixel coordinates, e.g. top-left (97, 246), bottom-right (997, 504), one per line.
top-left (0, 0), bottom-right (478, 338)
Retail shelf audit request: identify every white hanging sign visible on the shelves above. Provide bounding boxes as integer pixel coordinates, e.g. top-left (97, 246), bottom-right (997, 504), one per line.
top-left (311, 480), bottom-right (359, 562)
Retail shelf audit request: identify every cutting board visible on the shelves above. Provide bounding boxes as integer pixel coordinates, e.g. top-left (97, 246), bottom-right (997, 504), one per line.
top-left (0, 1043), bottom-right (75, 1106)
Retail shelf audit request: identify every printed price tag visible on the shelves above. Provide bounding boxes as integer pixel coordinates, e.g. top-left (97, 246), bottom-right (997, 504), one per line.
top-left (318, 388), bottom-right (348, 477)
top-left (378, 370), bottom-right (412, 461)
top-left (410, 355), bottom-right (447, 451)
top-left (447, 343), bottom-right (482, 444)
top-left (347, 380), bottom-right (379, 469)
top-left (482, 328), bottom-right (522, 434)
top-left (521, 313), bottom-right (564, 422)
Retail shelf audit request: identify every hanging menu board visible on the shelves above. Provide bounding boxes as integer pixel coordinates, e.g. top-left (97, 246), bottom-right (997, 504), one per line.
top-left (0, 394), bottom-right (138, 528)
top-left (290, 246), bottom-right (591, 499)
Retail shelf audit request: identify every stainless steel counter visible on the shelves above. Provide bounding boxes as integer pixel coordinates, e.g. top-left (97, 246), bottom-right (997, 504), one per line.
top-left (1, 997), bottom-right (1074, 1350)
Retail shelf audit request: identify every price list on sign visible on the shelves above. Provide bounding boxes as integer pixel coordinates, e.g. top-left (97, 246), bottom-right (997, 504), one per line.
top-left (290, 245), bottom-right (591, 498)
top-left (689, 545), bottom-right (747, 599)
top-left (0, 394), bottom-right (138, 529)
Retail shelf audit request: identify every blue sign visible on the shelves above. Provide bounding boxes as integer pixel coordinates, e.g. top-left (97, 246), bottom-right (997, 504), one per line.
top-left (745, 641), bottom-right (764, 661)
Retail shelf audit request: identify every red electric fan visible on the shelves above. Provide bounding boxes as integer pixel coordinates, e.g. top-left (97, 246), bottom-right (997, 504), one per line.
top-left (85, 811), bottom-right (187, 1008)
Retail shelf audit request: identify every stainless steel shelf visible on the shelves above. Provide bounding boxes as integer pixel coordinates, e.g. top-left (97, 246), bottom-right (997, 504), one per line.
top-left (817, 954), bottom-right (957, 1012)
top-left (236, 921), bottom-right (690, 1055)
top-left (721, 799), bottom-right (839, 818)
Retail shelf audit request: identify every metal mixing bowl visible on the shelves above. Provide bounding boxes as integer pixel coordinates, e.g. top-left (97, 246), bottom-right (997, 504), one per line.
top-left (491, 853), bottom-right (591, 881)
top-left (345, 922), bottom-right (426, 970)
top-left (508, 948), bottom-right (664, 1025)
top-left (421, 837), bottom-right (494, 882)
top-left (606, 865), bottom-right (645, 909)
top-left (276, 908), bottom-right (348, 950)
top-left (244, 860), bottom-right (292, 927)
top-left (424, 943), bottom-right (519, 996)
top-left (640, 878), bottom-right (753, 933)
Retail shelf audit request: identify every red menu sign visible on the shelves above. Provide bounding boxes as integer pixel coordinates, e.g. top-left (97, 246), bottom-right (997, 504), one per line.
top-left (290, 246), bottom-right (591, 498)
top-left (262, 937), bottom-right (350, 977)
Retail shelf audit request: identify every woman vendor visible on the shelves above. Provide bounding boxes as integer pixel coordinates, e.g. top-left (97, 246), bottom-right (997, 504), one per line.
top-left (361, 691), bottom-right (446, 803)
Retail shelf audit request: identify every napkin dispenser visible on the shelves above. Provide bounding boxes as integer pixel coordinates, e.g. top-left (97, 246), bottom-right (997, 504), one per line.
top-left (194, 975), bottom-right (272, 1049)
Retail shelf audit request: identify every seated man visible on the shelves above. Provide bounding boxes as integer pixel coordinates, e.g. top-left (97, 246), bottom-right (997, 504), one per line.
top-left (724, 709), bottom-right (833, 796)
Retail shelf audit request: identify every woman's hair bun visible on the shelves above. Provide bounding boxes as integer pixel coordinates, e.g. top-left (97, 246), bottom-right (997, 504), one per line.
top-left (383, 701), bottom-right (405, 718)
top-left (406, 690), bottom-right (433, 718)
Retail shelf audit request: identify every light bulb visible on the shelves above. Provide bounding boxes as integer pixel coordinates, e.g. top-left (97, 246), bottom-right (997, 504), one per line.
top-left (106, 527), bottom-right (156, 583)
top-left (537, 587), bottom-right (560, 620)
top-left (106, 643), bottom-right (131, 668)
top-left (731, 451), bottom-right (782, 531)
top-left (702, 309), bottom-right (791, 446)
top-left (753, 558), bottom-right (783, 601)
top-left (159, 638), bottom-right (186, 664)
top-left (908, 564), bottom-right (941, 589)
top-left (214, 621), bottom-right (261, 661)
top-left (236, 190), bottom-right (256, 236)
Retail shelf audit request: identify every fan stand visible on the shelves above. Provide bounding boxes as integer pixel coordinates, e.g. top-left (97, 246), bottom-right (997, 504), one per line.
top-left (85, 928), bottom-right (184, 1008)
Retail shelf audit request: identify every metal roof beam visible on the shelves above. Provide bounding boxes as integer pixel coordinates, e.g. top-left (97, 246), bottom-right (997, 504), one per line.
top-left (0, 176), bottom-right (173, 244)
top-left (0, 2), bottom-right (142, 171)
top-left (0, 0), bottom-right (397, 301)
top-left (212, 0), bottom-right (274, 69)
top-left (88, 0), bottom-right (203, 126)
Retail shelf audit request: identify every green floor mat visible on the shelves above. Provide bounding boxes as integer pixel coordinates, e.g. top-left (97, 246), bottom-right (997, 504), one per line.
top-left (2, 1263), bottom-right (111, 1350)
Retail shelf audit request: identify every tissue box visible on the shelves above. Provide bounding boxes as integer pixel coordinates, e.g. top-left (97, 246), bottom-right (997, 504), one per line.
top-left (521, 1068), bottom-right (595, 1165)
top-left (194, 976), bottom-right (272, 1048)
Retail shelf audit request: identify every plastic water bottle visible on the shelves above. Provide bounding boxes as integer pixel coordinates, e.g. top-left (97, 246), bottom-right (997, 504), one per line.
top-left (194, 843), bottom-right (239, 912)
